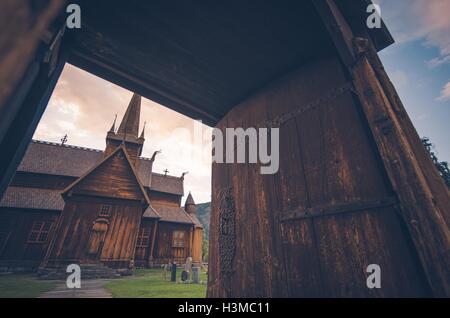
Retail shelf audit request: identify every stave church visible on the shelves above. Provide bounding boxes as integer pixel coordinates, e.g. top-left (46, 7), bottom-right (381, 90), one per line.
top-left (0, 93), bottom-right (203, 275)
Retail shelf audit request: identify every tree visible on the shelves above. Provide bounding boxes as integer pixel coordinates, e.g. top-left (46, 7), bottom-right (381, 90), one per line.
top-left (421, 137), bottom-right (450, 189)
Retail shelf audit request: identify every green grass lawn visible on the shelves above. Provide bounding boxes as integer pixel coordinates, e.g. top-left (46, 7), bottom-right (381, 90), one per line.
top-left (105, 268), bottom-right (207, 298)
top-left (0, 274), bottom-right (58, 298)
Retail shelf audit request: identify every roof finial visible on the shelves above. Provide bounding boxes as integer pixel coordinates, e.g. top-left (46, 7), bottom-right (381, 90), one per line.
top-left (109, 114), bottom-right (117, 133)
top-left (60, 134), bottom-right (68, 146)
top-left (181, 171), bottom-right (189, 180)
top-left (139, 121), bottom-right (146, 139)
top-left (163, 168), bottom-right (169, 176)
top-left (151, 149), bottom-right (161, 161)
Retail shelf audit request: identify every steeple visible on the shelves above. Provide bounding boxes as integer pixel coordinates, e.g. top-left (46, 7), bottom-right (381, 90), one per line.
top-left (104, 93), bottom-right (145, 163)
top-left (109, 114), bottom-right (117, 133)
top-left (185, 192), bottom-right (196, 214)
top-left (117, 93), bottom-right (141, 138)
top-left (139, 121), bottom-right (146, 139)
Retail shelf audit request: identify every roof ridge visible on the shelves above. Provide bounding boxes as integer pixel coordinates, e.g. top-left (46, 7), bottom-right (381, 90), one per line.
top-left (152, 172), bottom-right (182, 180)
top-left (32, 139), bottom-right (103, 153)
top-left (32, 141), bottom-right (183, 180)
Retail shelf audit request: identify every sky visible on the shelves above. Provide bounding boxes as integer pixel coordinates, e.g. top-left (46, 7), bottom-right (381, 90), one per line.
top-left (33, 1), bottom-right (449, 203)
top-left (375, 0), bottom-right (450, 161)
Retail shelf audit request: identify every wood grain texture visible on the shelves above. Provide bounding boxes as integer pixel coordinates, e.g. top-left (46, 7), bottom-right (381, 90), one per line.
top-left (0, 0), bottom-right (64, 140)
top-left (154, 222), bottom-right (191, 264)
top-left (0, 208), bottom-right (59, 269)
top-left (208, 56), bottom-right (432, 297)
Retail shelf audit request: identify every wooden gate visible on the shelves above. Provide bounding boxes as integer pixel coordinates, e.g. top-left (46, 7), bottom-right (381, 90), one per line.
top-left (208, 56), bottom-right (433, 297)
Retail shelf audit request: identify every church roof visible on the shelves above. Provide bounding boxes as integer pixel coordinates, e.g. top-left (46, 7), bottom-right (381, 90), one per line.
top-left (145, 203), bottom-right (197, 225)
top-left (187, 213), bottom-right (203, 229)
top-left (17, 140), bottom-right (184, 196)
top-left (0, 187), bottom-right (64, 211)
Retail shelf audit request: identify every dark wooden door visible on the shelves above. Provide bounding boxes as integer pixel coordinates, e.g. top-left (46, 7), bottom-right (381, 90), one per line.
top-left (208, 57), bottom-right (431, 297)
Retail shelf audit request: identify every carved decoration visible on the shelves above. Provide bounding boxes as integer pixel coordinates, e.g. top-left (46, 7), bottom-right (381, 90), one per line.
top-left (218, 187), bottom-right (236, 275)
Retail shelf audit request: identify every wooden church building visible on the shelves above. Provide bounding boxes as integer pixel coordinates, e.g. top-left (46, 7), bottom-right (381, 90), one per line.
top-left (0, 93), bottom-right (203, 273)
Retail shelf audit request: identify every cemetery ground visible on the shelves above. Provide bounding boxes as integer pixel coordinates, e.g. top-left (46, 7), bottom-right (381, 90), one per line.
top-left (0, 268), bottom-right (207, 298)
top-left (105, 268), bottom-right (208, 298)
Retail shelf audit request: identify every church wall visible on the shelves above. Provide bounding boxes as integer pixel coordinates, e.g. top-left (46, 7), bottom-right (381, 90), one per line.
top-left (104, 139), bottom-right (121, 158)
top-left (154, 222), bottom-right (192, 264)
top-left (134, 218), bottom-right (158, 268)
top-left (100, 202), bottom-right (143, 268)
top-left (0, 208), bottom-right (59, 271)
top-left (44, 196), bottom-right (144, 269)
top-left (191, 227), bottom-right (203, 264)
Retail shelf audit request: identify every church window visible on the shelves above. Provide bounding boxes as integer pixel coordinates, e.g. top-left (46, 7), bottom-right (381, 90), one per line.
top-left (27, 221), bottom-right (52, 243)
top-left (172, 230), bottom-right (185, 248)
top-left (99, 204), bottom-right (111, 217)
top-left (136, 227), bottom-right (151, 248)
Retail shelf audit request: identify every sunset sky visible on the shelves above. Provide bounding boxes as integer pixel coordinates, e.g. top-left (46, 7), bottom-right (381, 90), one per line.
top-left (33, 1), bottom-right (449, 203)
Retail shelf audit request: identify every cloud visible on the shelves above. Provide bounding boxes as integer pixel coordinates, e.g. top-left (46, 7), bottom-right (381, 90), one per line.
top-left (436, 82), bottom-right (450, 102)
top-left (390, 70), bottom-right (409, 88)
top-left (375, 0), bottom-right (450, 68)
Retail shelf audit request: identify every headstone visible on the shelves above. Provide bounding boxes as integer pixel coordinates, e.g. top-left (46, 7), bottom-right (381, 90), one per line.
top-left (192, 266), bottom-right (200, 284)
top-left (185, 257), bottom-right (193, 273)
top-left (184, 256), bottom-right (193, 281)
top-left (170, 262), bottom-right (177, 282)
top-left (163, 264), bottom-right (169, 280)
top-left (181, 270), bottom-right (189, 282)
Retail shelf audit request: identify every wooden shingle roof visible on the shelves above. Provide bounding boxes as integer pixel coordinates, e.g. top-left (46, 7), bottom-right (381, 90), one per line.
top-left (18, 140), bottom-right (184, 196)
top-left (146, 203), bottom-right (195, 225)
top-left (0, 186), bottom-right (64, 211)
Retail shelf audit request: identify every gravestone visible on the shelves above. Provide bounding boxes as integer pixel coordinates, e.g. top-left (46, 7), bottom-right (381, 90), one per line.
top-left (181, 270), bottom-right (189, 282)
top-left (163, 263), bottom-right (170, 281)
top-left (170, 262), bottom-right (177, 282)
top-left (185, 257), bottom-right (193, 273)
top-left (192, 266), bottom-right (200, 284)
top-left (185, 256), bottom-right (193, 281)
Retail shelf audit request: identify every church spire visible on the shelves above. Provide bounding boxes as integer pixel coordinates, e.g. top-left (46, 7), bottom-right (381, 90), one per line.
top-left (139, 121), bottom-right (146, 139)
top-left (117, 93), bottom-right (141, 138)
top-left (109, 114), bottom-right (117, 133)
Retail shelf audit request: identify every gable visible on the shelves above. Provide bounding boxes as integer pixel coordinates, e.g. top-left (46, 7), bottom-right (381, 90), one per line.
top-left (65, 147), bottom-right (148, 202)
